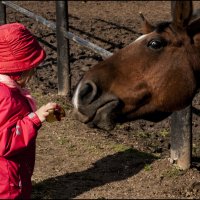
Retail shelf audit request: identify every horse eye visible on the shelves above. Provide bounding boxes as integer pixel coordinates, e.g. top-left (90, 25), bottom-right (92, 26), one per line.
top-left (148, 40), bottom-right (164, 50)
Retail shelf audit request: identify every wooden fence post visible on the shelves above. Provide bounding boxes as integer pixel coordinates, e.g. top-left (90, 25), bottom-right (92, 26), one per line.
top-left (170, 105), bottom-right (192, 170)
top-left (0, 1), bottom-right (6, 25)
top-left (56, 1), bottom-right (71, 98)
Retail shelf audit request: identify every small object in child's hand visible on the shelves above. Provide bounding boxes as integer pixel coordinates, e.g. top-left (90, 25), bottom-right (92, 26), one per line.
top-left (46, 106), bottom-right (66, 122)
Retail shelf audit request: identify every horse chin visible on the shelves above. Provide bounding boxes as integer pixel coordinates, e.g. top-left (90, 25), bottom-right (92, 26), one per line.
top-left (73, 100), bottom-right (122, 131)
top-left (142, 111), bottom-right (172, 122)
top-left (88, 100), bottom-right (121, 130)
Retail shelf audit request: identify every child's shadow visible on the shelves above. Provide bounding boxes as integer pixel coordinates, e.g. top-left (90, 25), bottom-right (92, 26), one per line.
top-left (32, 148), bottom-right (157, 199)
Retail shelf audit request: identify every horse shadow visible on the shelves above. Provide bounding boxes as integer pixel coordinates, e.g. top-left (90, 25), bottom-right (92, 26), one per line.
top-left (32, 148), bottom-right (157, 199)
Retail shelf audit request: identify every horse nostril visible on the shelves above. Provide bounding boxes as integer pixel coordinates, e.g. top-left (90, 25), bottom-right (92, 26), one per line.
top-left (78, 81), bottom-right (98, 105)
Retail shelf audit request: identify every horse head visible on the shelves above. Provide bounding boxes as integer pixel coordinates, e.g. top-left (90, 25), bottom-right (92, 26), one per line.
top-left (72, 1), bottom-right (200, 130)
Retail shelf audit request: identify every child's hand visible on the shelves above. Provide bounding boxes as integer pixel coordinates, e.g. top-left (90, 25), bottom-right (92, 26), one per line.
top-left (35, 102), bottom-right (58, 123)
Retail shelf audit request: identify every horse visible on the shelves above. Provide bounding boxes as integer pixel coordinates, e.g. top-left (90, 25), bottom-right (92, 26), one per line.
top-left (72, 1), bottom-right (200, 131)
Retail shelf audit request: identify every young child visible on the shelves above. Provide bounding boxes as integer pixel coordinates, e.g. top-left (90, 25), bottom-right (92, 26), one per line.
top-left (0, 23), bottom-right (61, 199)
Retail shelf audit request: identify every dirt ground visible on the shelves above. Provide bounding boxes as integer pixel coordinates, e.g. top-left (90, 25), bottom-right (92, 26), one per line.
top-left (5, 1), bottom-right (200, 199)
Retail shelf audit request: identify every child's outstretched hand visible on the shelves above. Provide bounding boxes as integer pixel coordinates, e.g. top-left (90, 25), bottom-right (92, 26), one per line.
top-left (35, 102), bottom-right (58, 123)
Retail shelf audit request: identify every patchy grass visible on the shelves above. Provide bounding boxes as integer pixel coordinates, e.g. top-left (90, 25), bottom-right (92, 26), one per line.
top-left (144, 164), bottom-right (152, 171)
top-left (160, 129), bottom-right (169, 137)
top-left (161, 166), bottom-right (184, 178)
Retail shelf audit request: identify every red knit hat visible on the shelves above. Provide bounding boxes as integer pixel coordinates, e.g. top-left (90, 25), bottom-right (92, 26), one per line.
top-left (0, 23), bottom-right (46, 73)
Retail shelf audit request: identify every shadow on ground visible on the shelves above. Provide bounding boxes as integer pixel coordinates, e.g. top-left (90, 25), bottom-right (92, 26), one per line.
top-left (32, 148), bottom-right (157, 199)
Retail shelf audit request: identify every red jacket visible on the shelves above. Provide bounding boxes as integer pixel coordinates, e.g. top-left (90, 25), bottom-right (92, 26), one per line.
top-left (0, 83), bottom-right (41, 199)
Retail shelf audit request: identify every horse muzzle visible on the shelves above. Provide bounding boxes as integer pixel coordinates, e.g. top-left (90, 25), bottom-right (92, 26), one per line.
top-left (72, 80), bottom-right (122, 130)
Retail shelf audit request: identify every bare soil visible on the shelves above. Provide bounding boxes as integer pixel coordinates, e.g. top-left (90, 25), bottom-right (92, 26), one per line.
top-left (5, 1), bottom-right (200, 199)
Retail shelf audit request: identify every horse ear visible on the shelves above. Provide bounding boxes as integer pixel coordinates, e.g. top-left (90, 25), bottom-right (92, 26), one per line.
top-left (171, 1), bottom-right (193, 29)
top-left (139, 12), bottom-right (154, 34)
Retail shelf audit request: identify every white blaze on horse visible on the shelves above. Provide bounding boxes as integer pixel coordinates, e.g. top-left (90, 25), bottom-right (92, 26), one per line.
top-left (73, 1), bottom-right (200, 131)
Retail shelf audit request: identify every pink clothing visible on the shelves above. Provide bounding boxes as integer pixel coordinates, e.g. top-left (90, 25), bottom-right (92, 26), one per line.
top-left (0, 82), bottom-right (41, 199)
top-left (0, 74), bottom-right (37, 111)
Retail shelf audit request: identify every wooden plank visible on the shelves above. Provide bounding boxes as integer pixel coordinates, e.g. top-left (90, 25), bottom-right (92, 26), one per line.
top-left (170, 105), bottom-right (192, 170)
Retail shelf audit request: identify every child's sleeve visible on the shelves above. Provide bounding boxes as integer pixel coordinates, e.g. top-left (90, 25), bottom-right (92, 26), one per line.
top-left (0, 93), bottom-right (42, 158)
